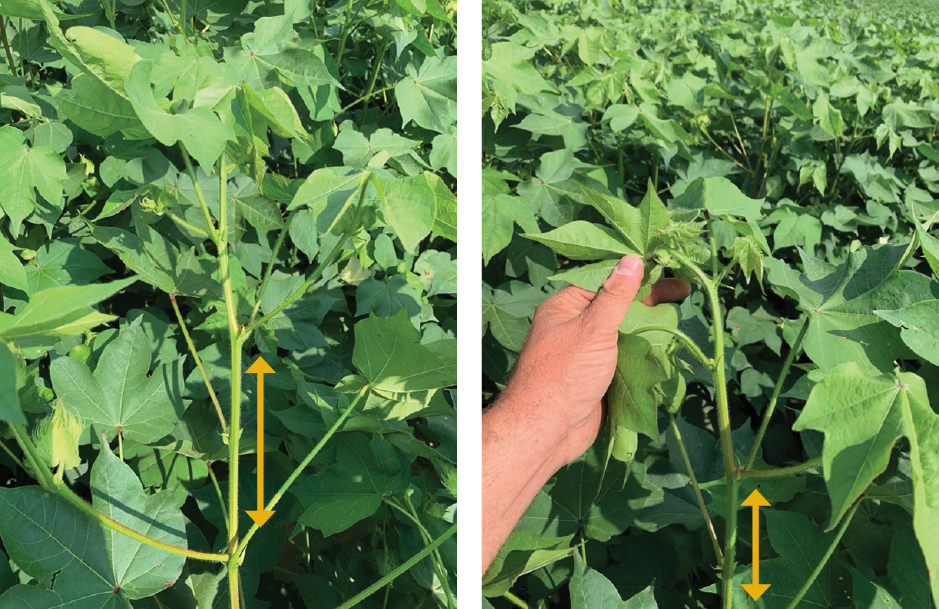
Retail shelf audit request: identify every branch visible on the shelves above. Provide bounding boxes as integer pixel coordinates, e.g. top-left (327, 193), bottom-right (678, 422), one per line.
top-left (738, 457), bottom-right (822, 478)
top-left (745, 316), bottom-right (809, 469)
top-left (235, 385), bottom-right (370, 557)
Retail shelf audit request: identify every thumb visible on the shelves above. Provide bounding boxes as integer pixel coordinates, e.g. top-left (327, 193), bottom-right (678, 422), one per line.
top-left (585, 255), bottom-right (644, 331)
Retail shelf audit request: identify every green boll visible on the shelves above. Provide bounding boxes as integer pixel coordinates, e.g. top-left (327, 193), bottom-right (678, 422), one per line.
top-left (32, 402), bottom-right (84, 473)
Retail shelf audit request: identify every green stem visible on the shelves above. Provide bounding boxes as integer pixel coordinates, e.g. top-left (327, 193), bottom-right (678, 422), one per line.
top-left (360, 38), bottom-right (389, 119)
top-left (402, 495), bottom-right (454, 608)
top-left (207, 461), bottom-right (230, 535)
top-left (667, 249), bottom-right (737, 608)
top-left (0, 437), bottom-right (25, 470)
top-left (9, 423), bottom-right (228, 563)
top-left (242, 228), bottom-right (353, 336)
top-left (169, 293), bottom-right (227, 434)
top-left (334, 522), bottom-right (457, 609)
top-left (341, 84), bottom-right (396, 114)
top-left (165, 210), bottom-right (211, 239)
top-left (738, 457), bottom-right (822, 478)
top-left (669, 413), bottom-right (723, 562)
top-left (1, 19), bottom-right (16, 78)
top-left (226, 335), bottom-right (244, 605)
top-left (745, 316), bottom-right (809, 469)
top-left (235, 385), bottom-right (369, 558)
top-left (334, 0), bottom-right (356, 68)
top-left (179, 144), bottom-right (220, 246)
top-left (633, 326), bottom-right (712, 369)
top-left (784, 500), bottom-right (861, 609)
top-left (502, 591), bottom-right (529, 609)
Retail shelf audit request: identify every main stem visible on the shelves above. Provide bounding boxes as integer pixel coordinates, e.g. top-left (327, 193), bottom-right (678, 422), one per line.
top-left (666, 250), bottom-right (738, 607)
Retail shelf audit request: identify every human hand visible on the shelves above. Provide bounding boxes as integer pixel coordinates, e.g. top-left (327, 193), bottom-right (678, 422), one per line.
top-left (499, 254), bottom-right (691, 466)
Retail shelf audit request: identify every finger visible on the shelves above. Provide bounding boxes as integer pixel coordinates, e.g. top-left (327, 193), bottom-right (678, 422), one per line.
top-left (641, 278), bottom-right (692, 307)
top-left (584, 255), bottom-right (644, 331)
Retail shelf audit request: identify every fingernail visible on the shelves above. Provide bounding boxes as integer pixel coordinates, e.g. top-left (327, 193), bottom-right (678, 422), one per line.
top-left (615, 255), bottom-right (643, 276)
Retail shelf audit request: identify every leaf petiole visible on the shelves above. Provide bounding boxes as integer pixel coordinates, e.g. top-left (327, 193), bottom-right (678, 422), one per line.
top-left (8, 423), bottom-right (229, 562)
top-left (334, 521), bottom-right (457, 609)
top-left (784, 499), bottom-right (861, 609)
top-left (633, 325), bottom-right (712, 369)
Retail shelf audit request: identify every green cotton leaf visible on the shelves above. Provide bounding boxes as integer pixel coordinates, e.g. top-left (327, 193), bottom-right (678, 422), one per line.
top-left (604, 104), bottom-right (640, 132)
top-left (481, 42), bottom-right (551, 112)
top-left (636, 179), bottom-right (671, 253)
top-left (352, 308), bottom-right (456, 392)
top-left (887, 525), bottom-right (935, 609)
top-left (483, 532), bottom-right (575, 597)
top-left (0, 445), bottom-right (187, 605)
top-left (548, 259), bottom-right (618, 291)
top-left (571, 554), bottom-right (658, 608)
top-left (813, 94), bottom-right (843, 138)
top-left (426, 172), bottom-right (457, 242)
top-left (375, 173), bottom-right (435, 254)
top-left (0, 342), bottom-right (26, 425)
top-left (577, 186), bottom-right (644, 253)
top-left (291, 433), bottom-right (409, 536)
top-left (876, 300), bottom-right (939, 366)
top-left (794, 362), bottom-right (939, 574)
top-left (731, 235), bottom-right (764, 288)
top-left (523, 221), bottom-right (637, 260)
top-left (766, 247), bottom-right (939, 374)
top-left (50, 318), bottom-right (185, 444)
top-left (395, 55), bottom-right (456, 134)
top-left (0, 125), bottom-right (67, 236)
top-left (0, 0), bottom-right (79, 20)
top-left (846, 565), bottom-right (902, 608)
top-left (0, 235), bottom-right (27, 292)
top-left (287, 168), bottom-right (367, 226)
top-left (769, 206), bottom-right (822, 252)
top-left (915, 220), bottom-right (939, 279)
top-left (670, 176), bottom-right (763, 221)
top-left (430, 132), bottom-right (457, 178)
top-left (482, 283), bottom-right (541, 352)
top-left (882, 101), bottom-right (932, 131)
top-left (88, 223), bottom-right (221, 298)
top-left (25, 238), bottom-right (111, 293)
top-left (518, 436), bottom-right (650, 542)
top-left (227, 175), bottom-right (284, 232)
top-left (482, 189), bottom-right (535, 265)
top-left (608, 333), bottom-right (672, 445)
top-left (0, 277), bottom-right (136, 340)
top-left (125, 60), bottom-right (235, 170)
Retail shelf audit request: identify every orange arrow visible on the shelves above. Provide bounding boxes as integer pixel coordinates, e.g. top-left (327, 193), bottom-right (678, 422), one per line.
top-left (245, 356), bottom-right (275, 527)
top-left (740, 489), bottom-right (771, 600)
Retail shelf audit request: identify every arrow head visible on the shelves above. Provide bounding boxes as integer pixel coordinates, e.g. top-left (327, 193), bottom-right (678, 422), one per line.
top-left (246, 510), bottom-right (275, 527)
top-left (741, 583), bottom-right (770, 600)
top-left (246, 357), bottom-right (275, 375)
top-left (741, 489), bottom-right (771, 507)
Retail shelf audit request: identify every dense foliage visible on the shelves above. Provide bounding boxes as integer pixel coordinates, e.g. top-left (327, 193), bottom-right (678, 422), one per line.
top-left (482, 0), bottom-right (939, 607)
top-left (0, 0), bottom-right (457, 607)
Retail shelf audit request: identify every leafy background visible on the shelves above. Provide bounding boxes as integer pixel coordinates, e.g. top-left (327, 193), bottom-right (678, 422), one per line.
top-left (482, 0), bottom-right (939, 607)
top-left (0, 0), bottom-right (457, 607)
